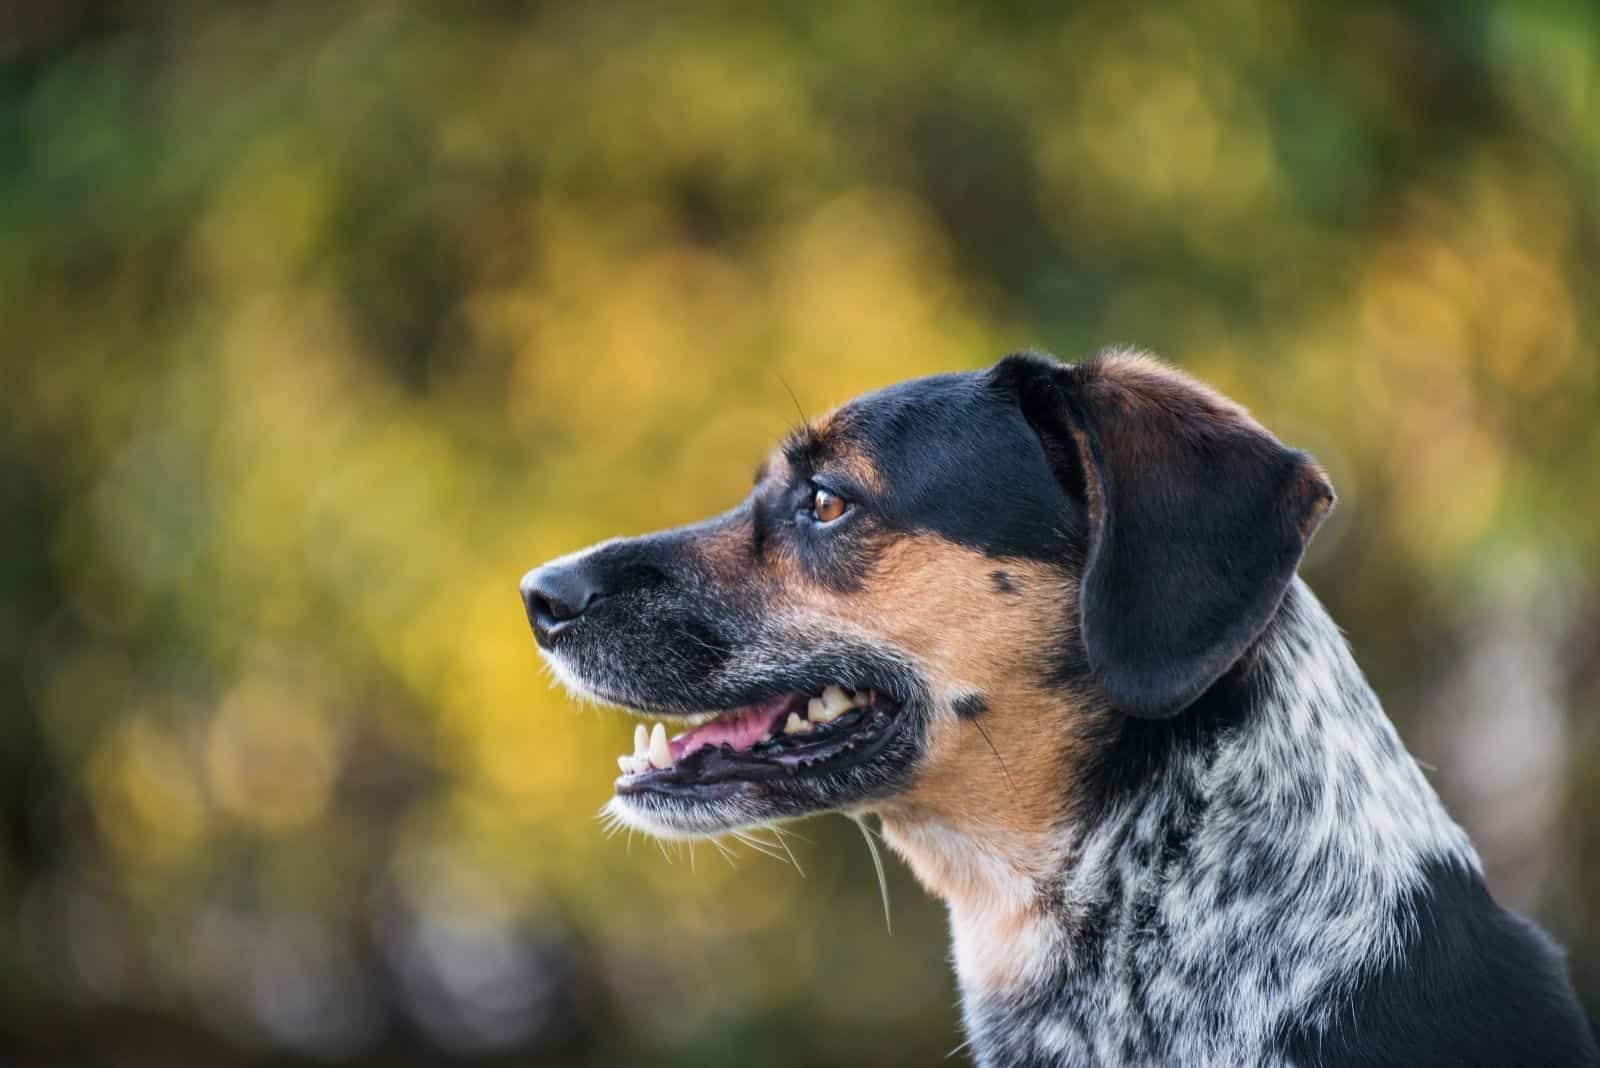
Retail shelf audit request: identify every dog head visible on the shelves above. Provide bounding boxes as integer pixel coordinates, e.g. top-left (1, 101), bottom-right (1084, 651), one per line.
top-left (520, 352), bottom-right (1332, 841)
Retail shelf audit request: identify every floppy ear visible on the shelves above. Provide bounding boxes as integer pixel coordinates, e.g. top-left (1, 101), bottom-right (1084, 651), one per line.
top-left (991, 351), bottom-right (1334, 719)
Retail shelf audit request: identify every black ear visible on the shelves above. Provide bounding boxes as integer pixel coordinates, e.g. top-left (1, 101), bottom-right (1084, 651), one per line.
top-left (990, 351), bottom-right (1334, 719)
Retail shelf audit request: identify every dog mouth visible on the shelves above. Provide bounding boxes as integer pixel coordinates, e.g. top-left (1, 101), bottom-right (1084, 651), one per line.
top-left (612, 685), bottom-right (905, 796)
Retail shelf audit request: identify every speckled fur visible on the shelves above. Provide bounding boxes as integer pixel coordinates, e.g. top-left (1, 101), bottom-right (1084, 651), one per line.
top-left (948, 580), bottom-right (1477, 1067)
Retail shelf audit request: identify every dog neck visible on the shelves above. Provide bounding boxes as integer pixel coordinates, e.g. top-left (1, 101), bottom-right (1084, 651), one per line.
top-left (879, 579), bottom-right (1480, 1066)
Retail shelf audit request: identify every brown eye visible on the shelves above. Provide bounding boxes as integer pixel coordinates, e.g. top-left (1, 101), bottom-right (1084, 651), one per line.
top-left (811, 487), bottom-right (848, 524)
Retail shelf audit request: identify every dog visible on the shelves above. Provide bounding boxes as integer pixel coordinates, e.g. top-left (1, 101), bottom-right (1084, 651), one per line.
top-left (520, 351), bottom-right (1598, 1066)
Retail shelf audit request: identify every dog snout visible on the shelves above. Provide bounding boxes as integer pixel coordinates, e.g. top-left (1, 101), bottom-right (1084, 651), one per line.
top-left (521, 561), bottom-right (603, 646)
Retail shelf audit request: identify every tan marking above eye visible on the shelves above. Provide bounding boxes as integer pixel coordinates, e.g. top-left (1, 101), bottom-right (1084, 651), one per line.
top-left (812, 488), bottom-right (848, 523)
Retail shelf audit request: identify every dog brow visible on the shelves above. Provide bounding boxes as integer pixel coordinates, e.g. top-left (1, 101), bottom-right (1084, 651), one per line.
top-left (780, 424), bottom-right (825, 475)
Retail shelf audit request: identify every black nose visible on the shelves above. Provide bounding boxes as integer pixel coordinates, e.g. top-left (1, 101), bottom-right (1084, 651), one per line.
top-left (521, 562), bottom-right (601, 645)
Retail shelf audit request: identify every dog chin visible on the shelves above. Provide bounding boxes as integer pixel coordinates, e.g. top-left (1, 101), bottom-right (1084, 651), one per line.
top-left (601, 778), bottom-right (859, 838)
top-left (600, 794), bottom-right (761, 839)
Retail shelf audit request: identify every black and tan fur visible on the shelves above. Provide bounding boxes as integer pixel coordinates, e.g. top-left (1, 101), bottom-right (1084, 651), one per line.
top-left (521, 351), bottom-right (1598, 1066)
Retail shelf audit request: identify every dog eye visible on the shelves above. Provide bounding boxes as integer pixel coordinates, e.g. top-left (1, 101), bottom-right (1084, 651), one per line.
top-left (811, 488), bottom-right (849, 524)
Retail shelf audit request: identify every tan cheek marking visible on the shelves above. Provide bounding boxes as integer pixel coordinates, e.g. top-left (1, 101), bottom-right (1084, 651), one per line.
top-left (696, 522), bottom-right (1102, 995)
top-left (833, 538), bottom-right (1093, 832)
top-left (775, 535), bottom-right (1106, 978)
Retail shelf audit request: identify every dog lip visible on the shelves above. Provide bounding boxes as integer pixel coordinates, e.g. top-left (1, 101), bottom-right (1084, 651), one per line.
top-left (615, 693), bottom-right (907, 795)
top-left (613, 778), bottom-right (751, 804)
top-left (574, 674), bottom-right (912, 723)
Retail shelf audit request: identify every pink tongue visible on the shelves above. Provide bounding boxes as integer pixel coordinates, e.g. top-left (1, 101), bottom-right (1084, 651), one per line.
top-left (670, 694), bottom-right (794, 761)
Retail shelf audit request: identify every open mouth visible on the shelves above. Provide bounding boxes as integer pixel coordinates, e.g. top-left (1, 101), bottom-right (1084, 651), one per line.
top-left (614, 685), bottom-right (904, 795)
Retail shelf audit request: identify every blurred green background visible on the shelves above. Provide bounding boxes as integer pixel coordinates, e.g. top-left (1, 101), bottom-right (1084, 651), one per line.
top-left (2, 1), bottom-right (1597, 1064)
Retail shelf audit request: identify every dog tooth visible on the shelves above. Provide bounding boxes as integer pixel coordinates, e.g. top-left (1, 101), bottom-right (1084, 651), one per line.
top-left (850, 689), bottom-right (870, 708)
top-left (634, 724), bottom-right (648, 756)
top-left (648, 723), bottom-right (672, 768)
top-left (821, 685), bottom-right (852, 717)
top-left (758, 732), bottom-right (772, 743)
top-left (617, 755), bottom-right (631, 773)
top-left (807, 697), bottom-right (829, 722)
top-left (784, 712), bottom-right (811, 735)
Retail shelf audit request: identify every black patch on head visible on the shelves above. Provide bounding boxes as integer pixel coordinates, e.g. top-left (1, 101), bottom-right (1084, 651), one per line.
top-left (832, 371), bottom-right (1085, 562)
top-left (990, 569), bottom-right (1018, 595)
top-left (952, 693), bottom-right (988, 719)
top-left (1277, 856), bottom-right (1600, 1066)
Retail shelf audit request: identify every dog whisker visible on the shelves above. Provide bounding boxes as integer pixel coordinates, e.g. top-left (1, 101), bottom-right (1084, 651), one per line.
top-left (707, 836), bottom-right (738, 868)
top-left (849, 813), bottom-right (891, 935)
top-left (753, 824), bottom-right (805, 878)
top-left (967, 717), bottom-right (1018, 801)
top-left (729, 829), bottom-right (793, 868)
